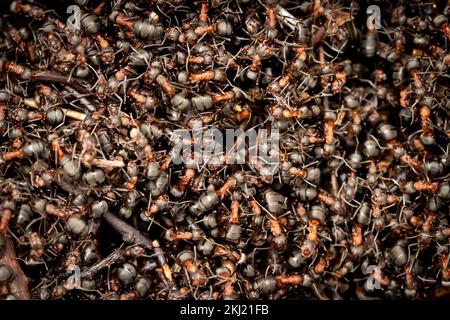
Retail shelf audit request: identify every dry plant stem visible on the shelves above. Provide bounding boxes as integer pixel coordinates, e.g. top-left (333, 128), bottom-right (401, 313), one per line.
top-left (63, 87), bottom-right (96, 112)
top-left (91, 158), bottom-right (125, 168)
top-left (312, 26), bottom-right (326, 47)
top-left (103, 212), bottom-right (153, 248)
top-left (276, 5), bottom-right (299, 30)
top-left (102, 213), bottom-right (174, 284)
top-left (81, 249), bottom-right (124, 279)
top-left (31, 71), bottom-right (89, 94)
top-left (312, 282), bottom-right (329, 300)
top-left (63, 109), bottom-right (87, 121)
top-left (23, 98), bottom-right (86, 121)
top-left (0, 235), bottom-right (30, 299)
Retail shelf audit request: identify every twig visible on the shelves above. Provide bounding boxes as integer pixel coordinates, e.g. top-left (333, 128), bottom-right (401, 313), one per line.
top-left (23, 98), bottom-right (86, 121)
top-left (276, 5), bottom-right (300, 31)
top-left (312, 283), bottom-right (330, 300)
top-left (312, 26), bottom-right (326, 47)
top-left (62, 87), bottom-right (97, 112)
top-left (0, 235), bottom-right (30, 299)
top-left (63, 108), bottom-right (87, 121)
top-left (91, 158), bottom-right (125, 168)
top-left (81, 249), bottom-right (124, 279)
top-left (103, 212), bottom-right (153, 248)
top-left (102, 212), bottom-right (174, 284)
top-left (31, 70), bottom-right (90, 95)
